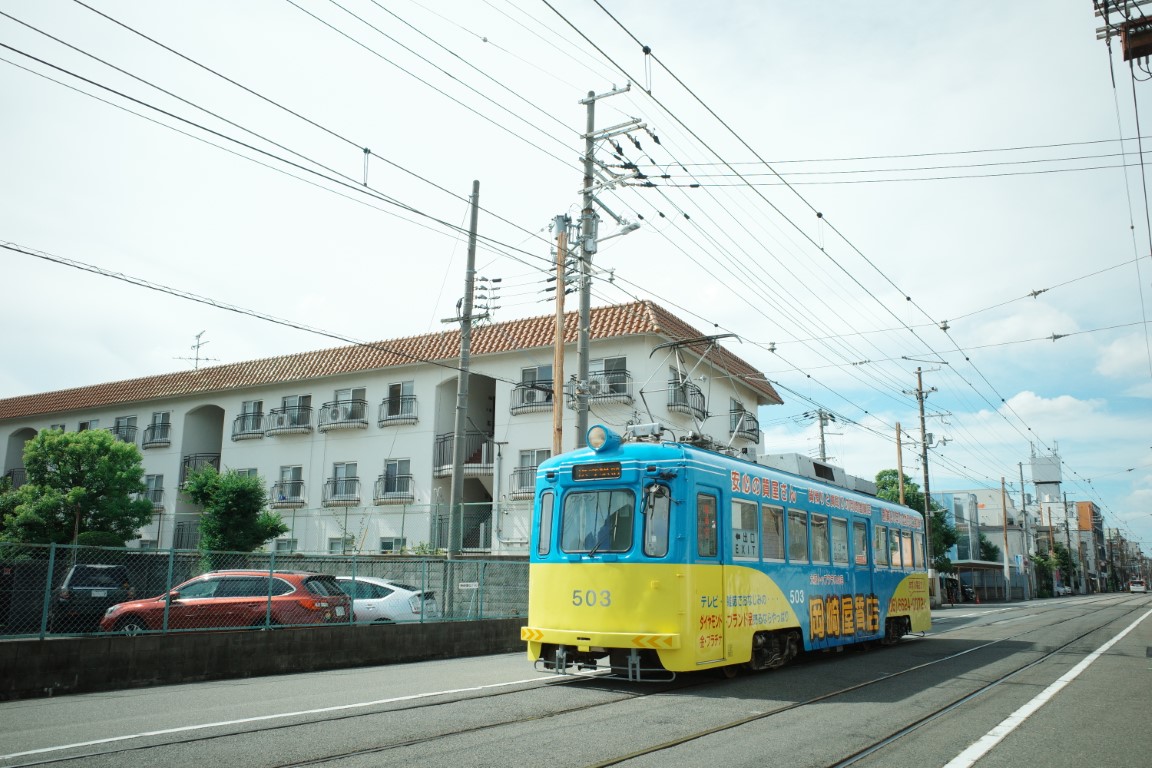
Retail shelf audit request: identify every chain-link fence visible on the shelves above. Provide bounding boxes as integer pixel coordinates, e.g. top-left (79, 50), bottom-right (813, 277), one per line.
top-left (0, 543), bottom-right (528, 638)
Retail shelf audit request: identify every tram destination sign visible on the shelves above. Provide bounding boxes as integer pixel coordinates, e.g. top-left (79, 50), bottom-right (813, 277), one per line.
top-left (572, 462), bottom-right (622, 481)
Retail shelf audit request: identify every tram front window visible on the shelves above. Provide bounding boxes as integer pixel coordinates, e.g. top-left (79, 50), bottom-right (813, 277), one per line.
top-left (561, 490), bottom-right (635, 553)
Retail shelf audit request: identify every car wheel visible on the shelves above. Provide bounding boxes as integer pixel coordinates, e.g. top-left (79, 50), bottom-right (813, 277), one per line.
top-left (113, 617), bottom-right (147, 636)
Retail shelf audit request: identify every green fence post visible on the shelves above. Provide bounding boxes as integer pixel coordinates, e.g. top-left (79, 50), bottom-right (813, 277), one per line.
top-left (39, 543), bottom-right (57, 638)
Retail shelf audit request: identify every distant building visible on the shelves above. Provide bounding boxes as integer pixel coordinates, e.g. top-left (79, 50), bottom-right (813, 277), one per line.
top-left (0, 301), bottom-right (781, 556)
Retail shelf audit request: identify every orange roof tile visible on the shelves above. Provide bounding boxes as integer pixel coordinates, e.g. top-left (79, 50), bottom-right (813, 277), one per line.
top-left (0, 301), bottom-right (781, 420)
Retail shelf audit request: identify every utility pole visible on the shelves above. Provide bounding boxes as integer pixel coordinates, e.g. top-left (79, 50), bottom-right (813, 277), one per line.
top-left (895, 422), bottom-right (905, 505)
top-left (1001, 477), bottom-right (1011, 600)
top-left (804, 409), bottom-right (836, 462)
top-left (552, 215), bottom-right (569, 456)
top-left (910, 367), bottom-right (937, 568)
top-left (573, 84), bottom-right (642, 448)
top-left (445, 181), bottom-right (481, 560)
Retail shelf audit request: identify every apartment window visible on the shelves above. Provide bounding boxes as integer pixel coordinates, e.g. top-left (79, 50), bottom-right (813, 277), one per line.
top-left (137, 540), bottom-right (158, 550)
top-left (144, 474), bottom-right (164, 507)
top-left (590, 356), bottom-right (627, 394)
top-left (48, 423), bottom-right (65, 432)
top-left (237, 400), bottom-right (263, 433)
top-left (112, 416), bottom-right (137, 443)
top-left (382, 459), bottom-right (410, 493)
top-left (275, 538), bottom-right (298, 554)
top-left (331, 387), bottom-right (366, 421)
top-left (332, 462), bottom-right (357, 497)
top-left (233, 468), bottom-right (259, 478)
top-left (143, 412), bottom-right (172, 447)
top-left (282, 394), bottom-right (312, 427)
top-left (384, 381), bottom-right (415, 416)
top-left (328, 536), bottom-right (354, 555)
top-left (78, 419), bottom-right (99, 431)
top-left (380, 537), bottom-right (406, 554)
top-left (521, 365), bottom-right (553, 403)
top-left (274, 466), bottom-right (304, 503)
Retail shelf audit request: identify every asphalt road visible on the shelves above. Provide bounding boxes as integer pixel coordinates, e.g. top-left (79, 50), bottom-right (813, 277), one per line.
top-left (0, 593), bottom-right (1148, 768)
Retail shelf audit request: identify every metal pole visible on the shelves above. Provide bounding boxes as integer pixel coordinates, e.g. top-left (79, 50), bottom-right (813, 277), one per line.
top-left (449, 181), bottom-right (480, 559)
top-left (916, 368), bottom-right (933, 567)
top-left (1001, 477), bottom-right (1011, 600)
top-left (895, 422), bottom-right (905, 506)
top-left (575, 91), bottom-right (595, 449)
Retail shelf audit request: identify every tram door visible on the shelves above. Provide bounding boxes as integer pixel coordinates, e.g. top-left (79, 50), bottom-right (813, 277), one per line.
top-left (853, 518), bottom-right (875, 638)
top-left (693, 490), bottom-right (725, 665)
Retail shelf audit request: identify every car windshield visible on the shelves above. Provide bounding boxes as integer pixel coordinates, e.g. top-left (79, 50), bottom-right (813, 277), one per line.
top-left (560, 489), bottom-right (635, 553)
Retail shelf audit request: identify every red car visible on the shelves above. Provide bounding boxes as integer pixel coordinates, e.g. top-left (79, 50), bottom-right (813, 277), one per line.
top-left (100, 570), bottom-right (350, 634)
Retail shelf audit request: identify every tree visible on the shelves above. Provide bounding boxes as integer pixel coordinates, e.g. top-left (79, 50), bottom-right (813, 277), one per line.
top-left (0, 429), bottom-right (154, 545)
top-left (182, 466), bottom-right (288, 564)
top-left (874, 469), bottom-right (957, 572)
top-left (978, 534), bottom-right (1001, 562)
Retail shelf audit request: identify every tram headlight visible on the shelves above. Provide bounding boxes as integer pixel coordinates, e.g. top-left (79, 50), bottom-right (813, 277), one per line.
top-left (587, 424), bottom-right (620, 452)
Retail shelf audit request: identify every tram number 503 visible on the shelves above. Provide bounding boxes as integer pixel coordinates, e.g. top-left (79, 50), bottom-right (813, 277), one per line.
top-left (788, 590), bottom-right (806, 605)
top-left (572, 589), bottom-right (612, 607)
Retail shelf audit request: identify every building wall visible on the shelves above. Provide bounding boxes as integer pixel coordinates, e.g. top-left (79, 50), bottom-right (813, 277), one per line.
top-left (1, 332), bottom-right (769, 556)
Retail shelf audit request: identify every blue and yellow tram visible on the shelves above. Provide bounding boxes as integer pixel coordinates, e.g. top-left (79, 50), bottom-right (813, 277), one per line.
top-left (522, 424), bottom-right (930, 680)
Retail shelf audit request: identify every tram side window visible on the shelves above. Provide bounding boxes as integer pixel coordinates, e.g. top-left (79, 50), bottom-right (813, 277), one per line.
top-left (762, 504), bottom-right (785, 561)
top-left (874, 526), bottom-right (889, 567)
top-left (643, 484), bottom-right (670, 558)
top-left (900, 530), bottom-right (914, 570)
top-left (697, 493), bottom-right (718, 558)
top-left (810, 513), bottom-right (830, 564)
top-left (853, 520), bottom-right (869, 566)
top-left (913, 531), bottom-right (925, 569)
top-left (890, 527), bottom-right (902, 568)
top-left (831, 517), bottom-right (849, 566)
top-left (787, 509), bottom-right (809, 563)
top-left (732, 499), bottom-right (759, 560)
top-left (560, 489), bottom-right (635, 553)
top-left (537, 490), bottom-right (553, 556)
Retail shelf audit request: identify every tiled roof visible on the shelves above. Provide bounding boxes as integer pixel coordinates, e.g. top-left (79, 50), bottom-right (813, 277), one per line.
top-left (0, 300), bottom-right (781, 420)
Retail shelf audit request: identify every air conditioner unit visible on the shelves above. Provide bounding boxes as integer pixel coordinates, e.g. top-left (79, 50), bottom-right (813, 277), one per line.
top-left (328, 405), bottom-right (344, 422)
top-left (587, 378), bottom-right (603, 396)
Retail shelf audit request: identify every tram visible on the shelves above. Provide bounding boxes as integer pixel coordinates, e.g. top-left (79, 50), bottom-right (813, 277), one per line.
top-left (522, 424), bottom-right (931, 680)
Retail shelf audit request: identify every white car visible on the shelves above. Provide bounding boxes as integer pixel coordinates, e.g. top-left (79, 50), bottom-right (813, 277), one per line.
top-left (335, 576), bottom-right (439, 623)
top-left (1056, 585), bottom-right (1073, 596)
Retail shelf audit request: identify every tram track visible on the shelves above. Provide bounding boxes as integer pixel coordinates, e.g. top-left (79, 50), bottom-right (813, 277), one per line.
top-left (3, 596), bottom-right (1144, 768)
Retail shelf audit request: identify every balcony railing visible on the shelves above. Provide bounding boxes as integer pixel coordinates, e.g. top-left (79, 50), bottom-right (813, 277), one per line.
top-left (667, 380), bottom-right (707, 420)
top-left (270, 480), bottom-right (306, 508)
top-left (4, 467), bottom-right (27, 489)
top-left (567, 370), bottom-right (633, 408)
top-left (378, 395), bottom-right (418, 427)
top-left (322, 477), bottom-right (362, 507)
top-left (510, 381), bottom-right (553, 414)
top-left (433, 431), bottom-right (494, 478)
top-left (109, 425), bottom-right (138, 444)
top-left (318, 399), bottom-right (369, 432)
top-left (231, 412), bottom-right (265, 441)
top-left (373, 473), bottom-right (415, 504)
top-left (266, 406), bottom-right (313, 435)
top-left (509, 465), bottom-right (538, 499)
top-left (142, 422), bottom-right (172, 448)
top-left (179, 453), bottom-right (221, 487)
top-left (729, 408), bottom-right (760, 442)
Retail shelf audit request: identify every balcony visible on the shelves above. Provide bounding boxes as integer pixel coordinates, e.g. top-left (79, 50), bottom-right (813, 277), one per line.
top-left (373, 473), bottom-right (415, 505)
top-left (667, 380), bottom-right (707, 421)
top-left (322, 477), bottom-right (361, 507)
top-left (567, 370), bottom-right (633, 408)
top-left (266, 406), bottom-right (313, 435)
top-left (179, 453), bottom-right (221, 487)
top-left (510, 381), bottom-right (553, 415)
top-left (378, 395), bottom-right (418, 427)
top-left (729, 408), bottom-right (760, 443)
top-left (270, 480), bottom-right (306, 509)
top-left (143, 488), bottom-right (165, 511)
top-left (4, 467), bottom-right (27, 489)
top-left (142, 422), bottom-right (172, 449)
top-left (231, 412), bottom-right (265, 441)
top-left (318, 399), bottom-right (369, 432)
top-left (433, 431), bottom-right (494, 478)
top-left (109, 425), bottom-right (138, 444)
top-left (509, 465), bottom-right (537, 500)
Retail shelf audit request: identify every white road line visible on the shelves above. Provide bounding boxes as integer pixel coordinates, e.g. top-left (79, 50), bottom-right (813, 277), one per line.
top-left (943, 607), bottom-right (1152, 768)
top-left (0, 674), bottom-right (585, 760)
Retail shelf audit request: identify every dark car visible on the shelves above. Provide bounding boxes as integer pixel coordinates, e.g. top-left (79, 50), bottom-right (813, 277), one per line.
top-left (99, 570), bottom-right (350, 634)
top-left (49, 564), bottom-right (135, 633)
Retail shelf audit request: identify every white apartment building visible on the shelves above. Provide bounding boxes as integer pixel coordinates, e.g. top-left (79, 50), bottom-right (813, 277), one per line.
top-left (0, 301), bottom-right (781, 556)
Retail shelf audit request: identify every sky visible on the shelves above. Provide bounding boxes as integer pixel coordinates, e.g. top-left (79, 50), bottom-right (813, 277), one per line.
top-left (2, 1), bottom-right (1151, 552)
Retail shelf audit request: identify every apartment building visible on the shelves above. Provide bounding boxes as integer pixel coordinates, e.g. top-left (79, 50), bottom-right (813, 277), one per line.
top-left (0, 301), bottom-right (781, 556)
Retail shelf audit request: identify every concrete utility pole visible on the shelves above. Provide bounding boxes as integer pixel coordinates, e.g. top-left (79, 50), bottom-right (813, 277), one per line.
top-left (573, 85), bottom-right (642, 448)
top-left (895, 422), bottom-right (905, 505)
top-left (912, 368), bottom-right (936, 565)
top-left (446, 181), bottom-right (481, 559)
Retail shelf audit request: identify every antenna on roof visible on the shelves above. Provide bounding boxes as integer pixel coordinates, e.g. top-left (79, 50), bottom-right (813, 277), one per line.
top-left (173, 330), bottom-right (220, 370)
